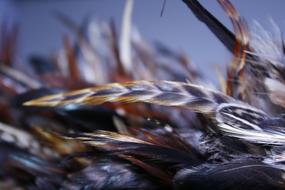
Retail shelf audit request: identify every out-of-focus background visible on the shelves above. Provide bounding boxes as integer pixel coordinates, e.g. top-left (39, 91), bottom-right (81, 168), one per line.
top-left (1, 0), bottom-right (285, 82)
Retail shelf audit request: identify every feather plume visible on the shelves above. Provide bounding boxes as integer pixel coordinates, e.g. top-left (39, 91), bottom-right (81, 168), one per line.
top-left (24, 80), bottom-right (285, 145)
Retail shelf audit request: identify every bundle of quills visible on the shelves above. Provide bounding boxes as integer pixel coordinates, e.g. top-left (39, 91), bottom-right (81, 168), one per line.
top-left (1, 0), bottom-right (285, 189)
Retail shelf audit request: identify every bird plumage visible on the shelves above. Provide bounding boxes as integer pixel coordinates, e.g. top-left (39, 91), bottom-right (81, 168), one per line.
top-left (1, 0), bottom-right (285, 189)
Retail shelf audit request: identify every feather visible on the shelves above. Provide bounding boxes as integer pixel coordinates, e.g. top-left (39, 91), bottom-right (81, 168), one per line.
top-left (173, 158), bottom-right (285, 190)
top-left (23, 80), bottom-right (232, 113)
top-left (182, 0), bottom-right (236, 52)
top-left (0, 121), bottom-right (55, 157)
top-left (65, 130), bottom-right (203, 165)
top-left (62, 158), bottom-right (162, 190)
top-left (24, 80), bottom-right (285, 145)
top-left (120, 0), bottom-right (134, 73)
top-left (264, 78), bottom-right (285, 109)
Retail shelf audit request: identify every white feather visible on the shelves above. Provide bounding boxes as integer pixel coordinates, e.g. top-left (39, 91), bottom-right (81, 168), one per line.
top-left (250, 19), bottom-right (285, 66)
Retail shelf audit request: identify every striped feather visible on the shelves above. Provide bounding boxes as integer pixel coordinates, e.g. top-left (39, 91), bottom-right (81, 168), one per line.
top-left (24, 80), bottom-right (285, 145)
top-left (24, 80), bottom-right (232, 113)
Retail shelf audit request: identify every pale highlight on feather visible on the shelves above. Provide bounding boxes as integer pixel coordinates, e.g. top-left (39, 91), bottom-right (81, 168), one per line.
top-left (218, 123), bottom-right (285, 145)
top-left (74, 130), bottom-right (152, 145)
top-left (120, 0), bottom-right (134, 73)
top-left (215, 103), bottom-right (285, 145)
top-left (265, 78), bottom-right (285, 108)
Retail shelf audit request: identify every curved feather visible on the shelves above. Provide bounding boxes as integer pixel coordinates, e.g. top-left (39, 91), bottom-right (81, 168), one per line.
top-left (24, 80), bottom-right (233, 114)
top-left (24, 80), bottom-right (285, 145)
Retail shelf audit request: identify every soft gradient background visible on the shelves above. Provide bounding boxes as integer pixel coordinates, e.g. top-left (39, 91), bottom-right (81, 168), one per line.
top-left (1, 0), bottom-right (285, 82)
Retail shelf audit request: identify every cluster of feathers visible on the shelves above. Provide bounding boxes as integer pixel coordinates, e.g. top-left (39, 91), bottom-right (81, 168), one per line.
top-left (1, 0), bottom-right (285, 189)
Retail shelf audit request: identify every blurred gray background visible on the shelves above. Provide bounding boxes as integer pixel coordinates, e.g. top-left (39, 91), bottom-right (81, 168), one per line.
top-left (1, 0), bottom-right (285, 81)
